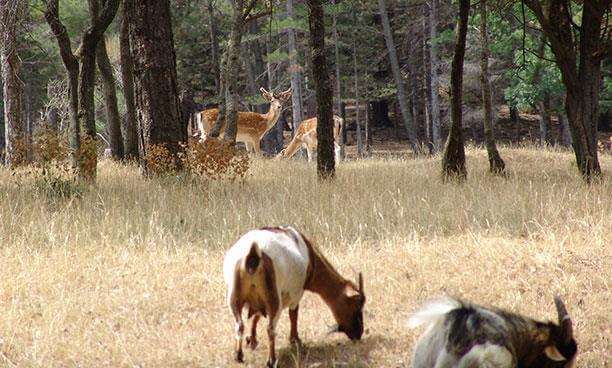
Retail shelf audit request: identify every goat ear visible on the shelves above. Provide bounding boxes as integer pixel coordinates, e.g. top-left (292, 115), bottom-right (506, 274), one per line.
top-left (544, 345), bottom-right (566, 362)
top-left (554, 296), bottom-right (573, 343)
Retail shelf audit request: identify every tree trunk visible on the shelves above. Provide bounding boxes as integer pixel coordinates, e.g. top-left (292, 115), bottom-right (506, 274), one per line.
top-left (331, 0), bottom-right (344, 159)
top-left (353, 10), bottom-right (363, 156)
top-left (537, 97), bottom-right (553, 146)
top-left (377, 0), bottom-right (420, 154)
top-left (45, 0), bottom-right (119, 180)
top-left (307, 0), bottom-right (335, 179)
top-left (478, 0), bottom-right (505, 174)
top-left (97, 36), bottom-right (124, 160)
top-left (287, 0), bottom-right (303, 136)
top-left (209, 1), bottom-right (252, 144)
top-left (1, 0), bottom-right (26, 167)
top-left (129, 0), bottom-right (183, 174)
top-left (365, 101), bottom-right (372, 156)
top-left (207, 0), bottom-right (221, 94)
top-left (428, 0), bottom-right (442, 152)
top-left (441, 0), bottom-right (469, 181)
top-left (524, 0), bottom-right (605, 181)
top-left (559, 111), bottom-right (572, 147)
top-left (119, 2), bottom-right (138, 159)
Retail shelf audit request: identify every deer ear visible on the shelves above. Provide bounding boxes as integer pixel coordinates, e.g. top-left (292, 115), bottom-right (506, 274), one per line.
top-left (544, 345), bottom-right (566, 362)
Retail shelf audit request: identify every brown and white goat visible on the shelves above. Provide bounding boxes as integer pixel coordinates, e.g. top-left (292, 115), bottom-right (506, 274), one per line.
top-left (408, 296), bottom-right (577, 368)
top-left (223, 226), bottom-right (365, 367)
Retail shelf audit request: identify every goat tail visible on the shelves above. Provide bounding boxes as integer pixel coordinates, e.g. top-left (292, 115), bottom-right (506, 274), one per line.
top-left (408, 296), bottom-right (462, 329)
top-left (244, 242), bottom-right (262, 275)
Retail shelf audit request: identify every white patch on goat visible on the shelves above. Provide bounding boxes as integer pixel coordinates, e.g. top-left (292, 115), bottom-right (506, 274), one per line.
top-left (407, 296), bottom-right (461, 329)
top-left (223, 227), bottom-right (310, 311)
top-left (458, 343), bottom-right (514, 368)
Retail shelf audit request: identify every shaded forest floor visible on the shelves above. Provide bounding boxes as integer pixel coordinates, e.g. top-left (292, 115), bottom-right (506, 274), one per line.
top-left (0, 147), bottom-right (610, 367)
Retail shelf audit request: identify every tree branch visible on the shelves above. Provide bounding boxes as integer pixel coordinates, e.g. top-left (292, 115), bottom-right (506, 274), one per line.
top-left (44, 0), bottom-right (78, 73)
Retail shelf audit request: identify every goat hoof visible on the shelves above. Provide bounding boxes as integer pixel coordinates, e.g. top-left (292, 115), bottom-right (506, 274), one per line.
top-left (234, 350), bottom-right (244, 363)
top-left (246, 336), bottom-right (258, 350)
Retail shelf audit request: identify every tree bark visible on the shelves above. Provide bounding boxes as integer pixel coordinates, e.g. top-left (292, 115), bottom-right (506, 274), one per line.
top-left (208, 0), bottom-right (256, 144)
top-left (331, 0), bottom-right (344, 159)
top-left (478, 0), bottom-right (505, 174)
top-left (207, 0), bottom-right (221, 94)
top-left (119, 2), bottom-right (138, 159)
top-left (377, 0), bottom-right (420, 154)
top-left (1, 0), bottom-right (26, 167)
top-left (287, 0), bottom-right (304, 136)
top-left (129, 0), bottom-right (183, 174)
top-left (441, 0), bottom-right (469, 181)
top-left (428, 0), bottom-right (442, 152)
top-left (559, 111), bottom-right (572, 147)
top-left (45, 0), bottom-right (119, 180)
top-left (97, 36), bottom-right (124, 160)
top-left (307, 0), bottom-right (335, 179)
top-left (353, 9), bottom-right (363, 156)
top-left (524, 0), bottom-right (607, 181)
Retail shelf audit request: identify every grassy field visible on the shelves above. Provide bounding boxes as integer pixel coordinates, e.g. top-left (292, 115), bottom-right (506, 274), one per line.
top-left (0, 147), bottom-right (610, 367)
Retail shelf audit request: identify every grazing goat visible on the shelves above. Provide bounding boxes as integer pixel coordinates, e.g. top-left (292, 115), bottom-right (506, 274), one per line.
top-left (408, 296), bottom-right (577, 368)
top-left (223, 226), bottom-right (366, 367)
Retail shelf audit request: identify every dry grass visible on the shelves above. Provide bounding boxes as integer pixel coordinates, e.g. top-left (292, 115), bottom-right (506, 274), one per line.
top-left (0, 146), bottom-right (610, 367)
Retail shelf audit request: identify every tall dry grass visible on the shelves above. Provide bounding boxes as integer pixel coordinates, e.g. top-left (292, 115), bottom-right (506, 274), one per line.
top-left (0, 146), bottom-right (610, 367)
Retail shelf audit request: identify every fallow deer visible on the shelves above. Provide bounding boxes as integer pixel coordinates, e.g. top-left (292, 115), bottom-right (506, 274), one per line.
top-left (223, 226), bottom-right (365, 368)
top-left (196, 87), bottom-right (291, 155)
top-left (275, 115), bottom-right (343, 162)
top-left (408, 296), bottom-right (577, 368)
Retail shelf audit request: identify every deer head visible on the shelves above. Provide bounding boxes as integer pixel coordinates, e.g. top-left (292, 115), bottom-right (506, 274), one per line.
top-left (260, 87), bottom-right (292, 113)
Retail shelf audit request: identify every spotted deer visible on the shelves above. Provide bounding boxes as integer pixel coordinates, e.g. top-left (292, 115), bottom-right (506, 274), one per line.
top-left (408, 296), bottom-right (577, 368)
top-left (276, 115), bottom-right (343, 162)
top-left (196, 87), bottom-right (291, 155)
top-left (223, 226), bottom-right (365, 368)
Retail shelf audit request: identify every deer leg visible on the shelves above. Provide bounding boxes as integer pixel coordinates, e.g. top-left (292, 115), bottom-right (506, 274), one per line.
top-left (252, 140), bottom-right (262, 156)
top-left (334, 143), bottom-right (342, 162)
top-left (246, 314), bottom-right (260, 350)
top-left (289, 306), bottom-right (302, 346)
top-left (305, 145), bottom-right (313, 162)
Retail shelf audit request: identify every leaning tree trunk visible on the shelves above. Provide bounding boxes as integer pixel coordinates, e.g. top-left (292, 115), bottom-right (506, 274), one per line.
top-left (441, 0), bottom-right (469, 181)
top-left (129, 0), bottom-right (183, 174)
top-left (208, 1), bottom-right (252, 144)
top-left (119, 1), bottom-right (138, 159)
top-left (377, 0), bottom-right (420, 154)
top-left (307, 0), bottom-right (335, 179)
top-left (478, 0), bottom-right (505, 174)
top-left (1, 0), bottom-right (26, 167)
top-left (97, 36), bottom-right (124, 160)
top-left (207, 0), bottom-right (221, 94)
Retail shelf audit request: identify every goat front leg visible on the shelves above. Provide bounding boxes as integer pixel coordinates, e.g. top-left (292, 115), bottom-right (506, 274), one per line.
top-left (246, 314), bottom-right (260, 350)
top-left (289, 306), bottom-right (302, 346)
top-left (252, 140), bottom-right (262, 157)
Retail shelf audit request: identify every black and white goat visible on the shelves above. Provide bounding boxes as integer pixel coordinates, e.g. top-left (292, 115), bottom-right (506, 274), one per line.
top-left (408, 296), bottom-right (577, 367)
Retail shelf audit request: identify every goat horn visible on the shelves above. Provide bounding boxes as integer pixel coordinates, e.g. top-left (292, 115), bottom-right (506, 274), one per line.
top-left (554, 296), bottom-right (573, 342)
